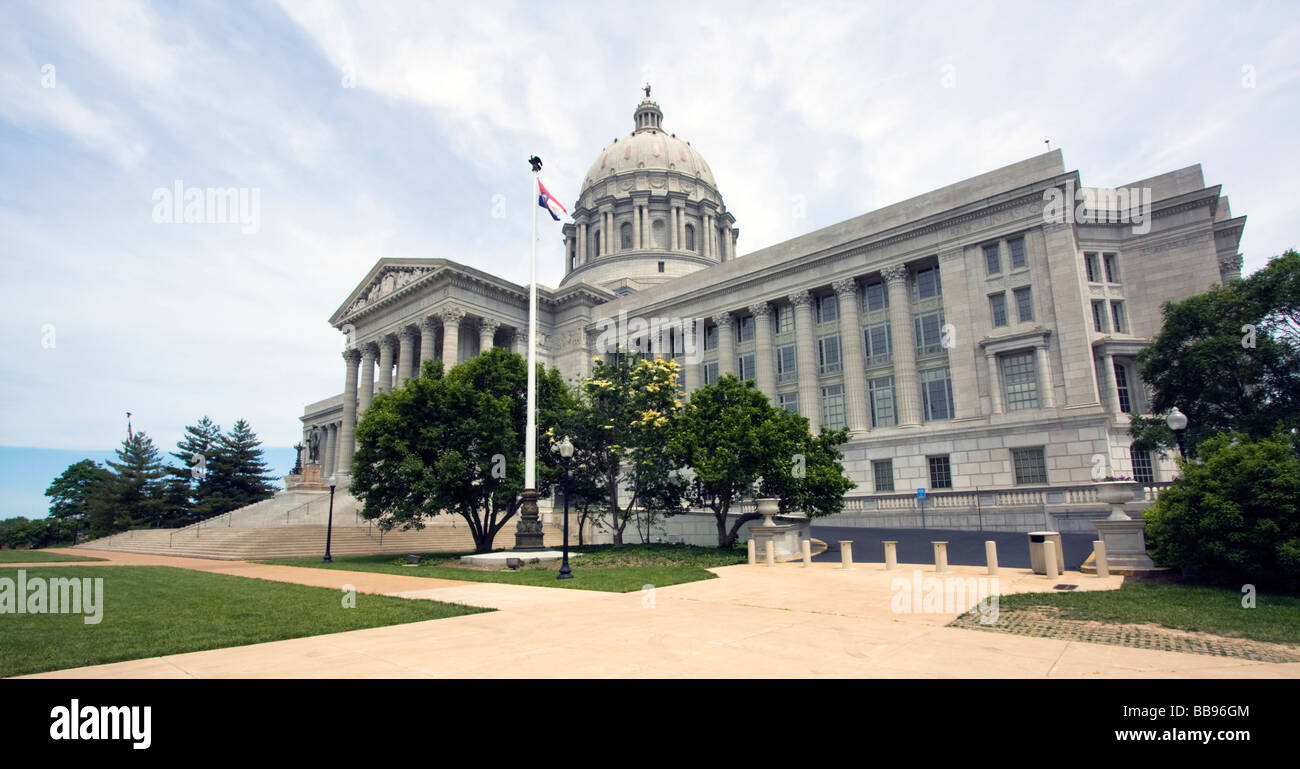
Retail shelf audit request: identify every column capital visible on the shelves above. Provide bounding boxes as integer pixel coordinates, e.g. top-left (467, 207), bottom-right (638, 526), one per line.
top-left (711, 311), bottom-right (734, 328)
top-left (747, 301), bottom-right (772, 319)
top-left (439, 306), bottom-right (466, 325)
top-left (342, 348), bottom-right (361, 365)
top-left (422, 315), bottom-right (439, 333)
top-left (831, 277), bottom-right (859, 299)
top-left (881, 264), bottom-right (908, 285)
top-left (479, 317), bottom-right (501, 335)
top-left (361, 342), bottom-right (378, 361)
top-left (399, 326), bottom-right (418, 342)
top-left (787, 290), bottom-right (814, 307)
top-left (381, 334), bottom-right (399, 351)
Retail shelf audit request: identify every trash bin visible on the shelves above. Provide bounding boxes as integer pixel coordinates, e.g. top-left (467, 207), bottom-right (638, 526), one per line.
top-left (1027, 531), bottom-right (1065, 574)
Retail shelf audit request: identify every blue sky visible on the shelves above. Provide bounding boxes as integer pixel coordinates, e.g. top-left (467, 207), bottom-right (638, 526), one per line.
top-left (1, 1), bottom-right (1298, 509)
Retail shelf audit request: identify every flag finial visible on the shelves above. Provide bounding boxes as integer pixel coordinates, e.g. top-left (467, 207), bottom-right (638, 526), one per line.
top-left (528, 155), bottom-right (542, 173)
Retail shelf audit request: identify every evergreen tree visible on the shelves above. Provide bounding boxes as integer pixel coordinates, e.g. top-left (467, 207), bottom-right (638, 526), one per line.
top-left (104, 431), bottom-right (170, 529)
top-left (204, 419), bottom-right (278, 514)
top-left (168, 416), bottom-right (223, 520)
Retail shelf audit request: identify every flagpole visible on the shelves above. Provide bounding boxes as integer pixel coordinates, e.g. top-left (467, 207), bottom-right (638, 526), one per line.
top-left (515, 159), bottom-right (545, 550)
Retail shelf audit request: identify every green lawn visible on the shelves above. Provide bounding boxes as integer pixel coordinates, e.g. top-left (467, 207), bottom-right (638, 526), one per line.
top-left (0, 550), bottom-right (103, 563)
top-left (259, 542), bottom-right (748, 593)
top-left (0, 566), bottom-right (490, 678)
top-left (991, 581), bottom-right (1300, 646)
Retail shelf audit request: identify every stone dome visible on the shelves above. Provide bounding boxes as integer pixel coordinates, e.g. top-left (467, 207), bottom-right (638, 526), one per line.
top-left (582, 98), bottom-right (718, 193)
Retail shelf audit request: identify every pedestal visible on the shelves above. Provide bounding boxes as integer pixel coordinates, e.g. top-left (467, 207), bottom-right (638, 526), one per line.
top-left (513, 489), bottom-right (546, 551)
top-left (287, 463), bottom-right (326, 490)
top-left (749, 520), bottom-right (810, 562)
top-left (1093, 519), bottom-right (1155, 571)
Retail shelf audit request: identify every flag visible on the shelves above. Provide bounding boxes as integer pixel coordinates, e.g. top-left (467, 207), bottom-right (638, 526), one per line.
top-left (537, 179), bottom-right (567, 221)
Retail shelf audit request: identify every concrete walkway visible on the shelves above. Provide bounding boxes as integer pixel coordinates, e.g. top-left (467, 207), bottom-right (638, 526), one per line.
top-left (15, 550), bottom-right (1300, 679)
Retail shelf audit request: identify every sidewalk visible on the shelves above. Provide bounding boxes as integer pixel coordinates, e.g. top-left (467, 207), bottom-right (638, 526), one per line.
top-left (16, 554), bottom-right (1300, 679)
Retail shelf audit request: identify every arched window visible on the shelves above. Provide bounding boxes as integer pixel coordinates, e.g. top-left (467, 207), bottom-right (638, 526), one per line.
top-left (620, 222), bottom-right (633, 250)
top-left (684, 223), bottom-right (696, 253)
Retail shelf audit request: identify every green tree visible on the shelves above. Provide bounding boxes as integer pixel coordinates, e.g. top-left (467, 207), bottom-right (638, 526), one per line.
top-left (668, 375), bottom-right (856, 548)
top-left (350, 348), bottom-right (573, 553)
top-left (1131, 249), bottom-right (1300, 454)
top-left (103, 431), bottom-right (170, 530)
top-left (168, 416), bottom-right (223, 520)
top-left (44, 459), bottom-right (113, 540)
top-left (578, 353), bottom-right (687, 546)
top-left (203, 419), bottom-right (278, 516)
top-left (1145, 431), bottom-right (1300, 591)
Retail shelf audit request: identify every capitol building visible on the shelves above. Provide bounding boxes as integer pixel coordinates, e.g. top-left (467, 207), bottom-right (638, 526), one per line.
top-left (299, 93), bottom-right (1247, 532)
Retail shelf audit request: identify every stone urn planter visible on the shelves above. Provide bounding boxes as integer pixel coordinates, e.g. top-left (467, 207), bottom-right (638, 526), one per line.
top-left (755, 497), bottom-right (781, 527)
top-left (1095, 480), bottom-right (1140, 520)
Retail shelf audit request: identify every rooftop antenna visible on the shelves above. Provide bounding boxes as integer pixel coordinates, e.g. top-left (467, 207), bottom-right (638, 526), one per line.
top-left (1044, 137), bottom-right (1052, 151)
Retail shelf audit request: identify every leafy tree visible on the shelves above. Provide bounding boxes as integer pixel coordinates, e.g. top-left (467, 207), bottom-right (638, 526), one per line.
top-left (668, 375), bottom-right (856, 548)
top-left (1131, 249), bottom-right (1300, 454)
top-left (203, 419), bottom-right (278, 516)
top-left (351, 349), bottom-right (573, 553)
top-left (44, 459), bottom-right (113, 540)
top-left (577, 353), bottom-right (687, 546)
top-left (103, 431), bottom-right (170, 530)
top-left (1144, 431), bottom-right (1300, 591)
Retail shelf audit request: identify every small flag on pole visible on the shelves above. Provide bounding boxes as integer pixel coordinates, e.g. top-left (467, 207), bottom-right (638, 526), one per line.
top-left (537, 179), bottom-right (567, 221)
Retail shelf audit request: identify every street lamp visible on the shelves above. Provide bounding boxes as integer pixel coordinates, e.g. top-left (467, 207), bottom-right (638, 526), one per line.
top-left (323, 474), bottom-right (337, 563)
top-left (552, 436), bottom-right (575, 580)
top-left (1166, 407), bottom-right (1189, 458)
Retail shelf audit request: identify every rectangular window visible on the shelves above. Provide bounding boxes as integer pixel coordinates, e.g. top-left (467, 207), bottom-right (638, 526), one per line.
top-left (863, 280), bottom-right (889, 312)
top-left (984, 243), bottom-right (1001, 275)
top-left (818, 334), bottom-right (842, 374)
top-left (777, 306), bottom-right (794, 334)
top-left (1131, 447), bottom-right (1154, 484)
top-left (657, 261), bottom-right (664, 273)
top-left (738, 353), bottom-right (756, 382)
top-left (776, 344), bottom-right (797, 383)
top-left (864, 322), bottom-right (892, 366)
top-left (738, 315), bottom-right (755, 343)
top-left (778, 392), bottom-right (799, 414)
top-left (928, 456), bottom-right (953, 489)
top-left (817, 294), bottom-right (839, 324)
top-left (920, 367), bottom-right (954, 421)
top-left (869, 376), bottom-right (896, 427)
top-left (821, 384), bottom-right (845, 429)
top-left (1012, 447), bottom-right (1048, 485)
top-left (1008, 237), bottom-right (1027, 269)
top-left (703, 360), bottom-right (718, 385)
top-left (1014, 287), bottom-right (1034, 323)
top-left (1114, 362), bottom-right (1131, 413)
top-left (914, 266), bottom-right (942, 300)
top-left (1110, 301), bottom-right (1127, 333)
top-left (1001, 351), bottom-right (1039, 410)
top-left (914, 311), bottom-right (945, 355)
top-left (1103, 252), bottom-right (1119, 283)
top-left (704, 324), bottom-right (718, 351)
top-left (990, 292), bottom-right (1008, 327)
top-left (1084, 252), bottom-right (1100, 283)
top-left (1092, 300), bottom-right (1108, 332)
top-left (872, 459), bottom-right (894, 492)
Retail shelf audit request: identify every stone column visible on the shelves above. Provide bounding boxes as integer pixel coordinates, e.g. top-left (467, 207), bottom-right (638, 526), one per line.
top-left (479, 318), bottom-right (499, 355)
top-left (713, 312), bottom-right (735, 377)
top-left (790, 290), bottom-right (821, 434)
top-left (440, 307), bottom-right (464, 367)
top-left (833, 278), bottom-right (869, 434)
top-left (882, 264), bottom-right (921, 427)
top-left (358, 344), bottom-right (376, 412)
top-left (1102, 351), bottom-right (1121, 414)
top-left (1035, 341), bottom-right (1056, 408)
top-left (578, 222), bottom-right (587, 264)
top-left (396, 327), bottom-right (416, 387)
top-left (378, 336), bottom-right (396, 393)
top-left (603, 211), bottom-right (612, 254)
top-left (986, 352), bottom-right (1004, 414)
top-left (420, 317), bottom-right (437, 373)
top-left (338, 349), bottom-right (360, 475)
top-left (514, 329), bottom-right (526, 356)
top-left (749, 302), bottom-right (777, 402)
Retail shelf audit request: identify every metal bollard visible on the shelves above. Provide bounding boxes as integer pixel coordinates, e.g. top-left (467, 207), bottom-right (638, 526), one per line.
top-left (765, 539), bottom-right (775, 567)
top-left (802, 539), bottom-right (812, 567)
top-left (747, 539), bottom-right (756, 565)
top-left (1044, 543), bottom-right (1060, 579)
top-left (883, 540), bottom-right (898, 570)
top-left (1094, 540), bottom-right (1109, 578)
top-left (985, 540), bottom-right (999, 575)
top-left (839, 540), bottom-right (853, 570)
top-left (932, 541), bottom-right (950, 574)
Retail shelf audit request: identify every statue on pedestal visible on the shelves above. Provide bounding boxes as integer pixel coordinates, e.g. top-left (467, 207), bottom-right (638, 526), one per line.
top-left (307, 428), bottom-right (322, 463)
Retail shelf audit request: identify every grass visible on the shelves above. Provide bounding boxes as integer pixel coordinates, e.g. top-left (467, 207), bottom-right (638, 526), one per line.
top-left (0, 566), bottom-right (490, 678)
top-left (990, 581), bottom-right (1300, 646)
top-left (259, 542), bottom-right (749, 593)
top-left (0, 550), bottom-right (103, 563)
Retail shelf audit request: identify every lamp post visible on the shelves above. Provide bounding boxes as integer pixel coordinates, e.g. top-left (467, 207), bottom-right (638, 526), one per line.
top-left (323, 474), bottom-right (337, 563)
top-left (1166, 406), bottom-right (1189, 458)
top-left (552, 436), bottom-right (575, 580)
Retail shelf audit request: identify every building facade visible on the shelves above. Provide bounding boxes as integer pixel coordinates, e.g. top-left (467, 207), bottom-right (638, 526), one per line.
top-left (300, 95), bottom-right (1246, 532)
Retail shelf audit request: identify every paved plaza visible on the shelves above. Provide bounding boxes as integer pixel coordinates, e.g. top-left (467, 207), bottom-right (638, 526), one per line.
top-left (11, 548), bottom-right (1298, 679)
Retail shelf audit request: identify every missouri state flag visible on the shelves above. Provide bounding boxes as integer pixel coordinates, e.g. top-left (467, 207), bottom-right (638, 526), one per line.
top-left (537, 179), bottom-right (567, 221)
